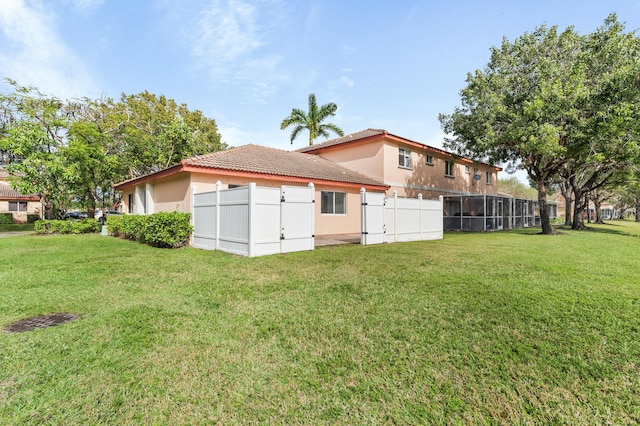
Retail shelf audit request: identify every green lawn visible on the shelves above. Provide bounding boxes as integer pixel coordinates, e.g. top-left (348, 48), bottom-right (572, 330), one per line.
top-left (0, 223), bottom-right (34, 232)
top-left (1, 222), bottom-right (640, 424)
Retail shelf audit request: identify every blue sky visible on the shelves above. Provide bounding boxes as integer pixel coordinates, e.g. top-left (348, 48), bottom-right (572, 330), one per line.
top-left (2, 0), bottom-right (640, 181)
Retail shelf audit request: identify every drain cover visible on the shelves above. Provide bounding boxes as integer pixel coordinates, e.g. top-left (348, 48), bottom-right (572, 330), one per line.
top-left (4, 313), bottom-right (78, 333)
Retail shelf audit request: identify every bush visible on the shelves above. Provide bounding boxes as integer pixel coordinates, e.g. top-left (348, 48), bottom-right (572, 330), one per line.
top-left (142, 212), bottom-right (193, 248)
top-left (26, 214), bottom-right (40, 223)
top-left (0, 213), bottom-right (12, 224)
top-left (107, 212), bottom-right (192, 249)
top-left (34, 219), bottom-right (100, 235)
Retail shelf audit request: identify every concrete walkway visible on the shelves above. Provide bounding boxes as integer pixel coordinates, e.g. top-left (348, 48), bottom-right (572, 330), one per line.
top-left (0, 231), bottom-right (34, 238)
top-left (315, 233), bottom-right (361, 247)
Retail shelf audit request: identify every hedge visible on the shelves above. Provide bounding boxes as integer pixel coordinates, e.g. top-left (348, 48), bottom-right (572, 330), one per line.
top-left (0, 213), bottom-right (12, 224)
top-left (27, 214), bottom-right (40, 223)
top-left (107, 212), bottom-right (192, 249)
top-left (34, 218), bottom-right (101, 234)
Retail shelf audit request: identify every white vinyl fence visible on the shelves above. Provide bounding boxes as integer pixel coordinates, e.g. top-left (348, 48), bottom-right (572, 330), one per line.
top-left (361, 189), bottom-right (443, 245)
top-left (192, 182), bottom-right (315, 257)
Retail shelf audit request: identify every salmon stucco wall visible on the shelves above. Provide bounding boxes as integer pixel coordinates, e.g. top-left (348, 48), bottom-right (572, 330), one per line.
top-left (381, 142), bottom-right (499, 198)
top-left (119, 171), bottom-right (376, 236)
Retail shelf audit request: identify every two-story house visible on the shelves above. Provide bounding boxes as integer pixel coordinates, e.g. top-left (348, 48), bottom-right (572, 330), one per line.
top-left (297, 129), bottom-right (501, 199)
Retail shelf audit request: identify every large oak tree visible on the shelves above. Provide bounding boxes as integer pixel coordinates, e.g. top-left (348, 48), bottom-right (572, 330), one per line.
top-left (440, 15), bottom-right (640, 234)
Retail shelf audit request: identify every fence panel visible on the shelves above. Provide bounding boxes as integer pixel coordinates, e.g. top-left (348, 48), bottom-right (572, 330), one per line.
top-left (361, 190), bottom-right (443, 245)
top-left (280, 185), bottom-right (315, 253)
top-left (360, 190), bottom-right (386, 245)
top-left (193, 182), bottom-right (314, 257)
top-left (192, 190), bottom-right (218, 250)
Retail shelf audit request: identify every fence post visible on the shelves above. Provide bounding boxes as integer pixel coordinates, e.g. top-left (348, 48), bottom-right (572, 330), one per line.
top-left (247, 182), bottom-right (256, 257)
top-left (439, 195), bottom-right (444, 238)
top-left (393, 190), bottom-right (398, 242)
top-left (215, 181), bottom-right (221, 251)
top-left (191, 185), bottom-right (197, 245)
top-left (360, 188), bottom-right (366, 245)
top-left (308, 182), bottom-right (315, 250)
top-left (418, 193), bottom-right (423, 240)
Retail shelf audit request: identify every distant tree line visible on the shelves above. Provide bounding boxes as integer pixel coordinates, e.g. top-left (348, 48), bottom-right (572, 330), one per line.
top-left (440, 14), bottom-right (640, 233)
top-left (0, 80), bottom-right (226, 219)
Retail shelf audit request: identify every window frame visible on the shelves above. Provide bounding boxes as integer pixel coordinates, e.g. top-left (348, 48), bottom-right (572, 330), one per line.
top-left (486, 171), bottom-right (493, 185)
top-left (398, 147), bottom-right (412, 169)
top-left (425, 154), bottom-right (434, 166)
top-left (8, 201), bottom-right (27, 212)
top-left (445, 160), bottom-right (454, 177)
top-left (321, 191), bottom-right (347, 215)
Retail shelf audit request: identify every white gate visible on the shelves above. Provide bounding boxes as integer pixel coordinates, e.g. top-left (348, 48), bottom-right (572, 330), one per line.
top-left (280, 185), bottom-right (315, 253)
top-left (360, 189), bottom-right (386, 245)
top-left (192, 182), bottom-right (314, 257)
top-left (361, 189), bottom-right (443, 245)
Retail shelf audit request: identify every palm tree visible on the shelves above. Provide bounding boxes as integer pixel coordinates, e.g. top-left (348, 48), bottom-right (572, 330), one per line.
top-left (280, 93), bottom-right (344, 145)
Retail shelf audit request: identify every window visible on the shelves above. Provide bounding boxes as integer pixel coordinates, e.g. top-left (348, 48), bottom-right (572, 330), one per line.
top-left (321, 191), bottom-right (346, 214)
top-left (8, 201), bottom-right (27, 212)
top-left (486, 171), bottom-right (493, 185)
top-left (473, 167), bottom-right (480, 181)
top-left (445, 160), bottom-right (454, 177)
top-left (465, 165), bottom-right (470, 174)
top-left (425, 154), bottom-right (434, 165)
top-left (398, 148), bottom-right (411, 169)
top-left (127, 193), bottom-right (134, 214)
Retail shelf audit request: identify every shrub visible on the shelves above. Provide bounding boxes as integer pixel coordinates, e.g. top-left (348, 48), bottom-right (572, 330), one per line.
top-left (142, 212), bottom-right (193, 248)
top-left (34, 219), bottom-right (100, 234)
top-left (106, 215), bottom-right (123, 237)
top-left (0, 213), bottom-right (12, 224)
top-left (108, 212), bottom-right (192, 249)
top-left (27, 214), bottom-right (40, 223)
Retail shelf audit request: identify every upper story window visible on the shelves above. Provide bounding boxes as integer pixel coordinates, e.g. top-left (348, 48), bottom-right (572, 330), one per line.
top-left (465, 165), bottom-right (470, 174)
top-left (486, 171), bottom-right (493, 185)
top-left (398, 148), bottom-right (412, 169)
top-left (425, 154), bottom-right (434, 166)
top-left (445, 160), bottom-right (454, 177)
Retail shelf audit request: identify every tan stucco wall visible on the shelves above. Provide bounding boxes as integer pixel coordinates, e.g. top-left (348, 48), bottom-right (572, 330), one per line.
top-left (119, 172), bottom-right (376, 236)
top-left (0, 200), bottom-right (41, 223)
top-left (314, 136), bottom-right (499, 199)
top-left (382, 142), bottom-right (498, 198)
top-left (316, 140), bottom-right (385, 183)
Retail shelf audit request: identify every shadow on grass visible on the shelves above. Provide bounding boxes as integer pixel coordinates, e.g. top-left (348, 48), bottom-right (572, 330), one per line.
top-left (554, 221), bottom-right (640, 238)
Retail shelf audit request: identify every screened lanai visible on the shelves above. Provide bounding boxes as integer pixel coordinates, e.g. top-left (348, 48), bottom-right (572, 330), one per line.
top-left (443, 195), bottom-right (545, 232)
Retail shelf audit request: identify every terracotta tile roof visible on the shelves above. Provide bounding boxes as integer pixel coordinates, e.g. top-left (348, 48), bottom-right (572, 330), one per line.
top-left (0, 182), bottom-right (37, 200)
top-left (183, 144), bottom-right (386, 187)
top-left (296, 128), bottom-right (387, 153)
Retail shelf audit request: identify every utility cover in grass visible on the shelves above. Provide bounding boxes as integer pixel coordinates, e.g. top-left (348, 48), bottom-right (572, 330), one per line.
top-left (4, 313), bottom-right (78, 333)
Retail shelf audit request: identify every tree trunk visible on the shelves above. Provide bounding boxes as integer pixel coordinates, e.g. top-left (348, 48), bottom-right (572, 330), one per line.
top-left (559, 181), bottom-right (572, 226)
top-left (594, 199), bottom-right (604, 224)
top-left (537, 180), bottom-right (555, 234)
top-left (636, 201), bottom-right (640, 222)
top-left (570, 176), bottom-right (587, 230)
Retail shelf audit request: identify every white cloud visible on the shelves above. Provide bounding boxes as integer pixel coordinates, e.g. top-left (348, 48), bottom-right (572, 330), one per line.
top-left (340, 76), bottom-right (355, 87)
top-left (187, 0), bottom-right (289, 99)
top-left (0, 0), bottom-right (97, 99)
top-left (62, 0), bottom-right (105, 14)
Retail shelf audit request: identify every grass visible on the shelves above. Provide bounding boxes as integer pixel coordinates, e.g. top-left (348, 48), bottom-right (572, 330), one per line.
top-left (0, 223), bottom-right (34, 232)
top-left (1, 221), bottom-right (640, 424)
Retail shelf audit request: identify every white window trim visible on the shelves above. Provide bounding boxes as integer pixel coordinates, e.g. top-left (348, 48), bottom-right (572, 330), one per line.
top-left (445, 160), bottom-right (454, 178)
top-left (321, 191), bottom-right (347, 215)
top-left (398, 148), bottom-right (412, 169)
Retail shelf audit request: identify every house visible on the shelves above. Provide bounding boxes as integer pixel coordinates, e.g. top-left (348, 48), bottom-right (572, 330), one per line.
top-left (113, 129), bottom-right (507, 238)
top-left (0, 170), bottom-right (41, 223)
top-left (298, 129), bottom-right (502, 199)
top-left (114, 144), bottom-right (389, 236)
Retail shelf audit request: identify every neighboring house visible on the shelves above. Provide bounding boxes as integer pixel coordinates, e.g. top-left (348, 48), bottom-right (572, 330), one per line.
top-left (297, 129), bottom-right (502, 199)
top-left (0, 170), bottom-right (41, 223)
top-left (114, 144), bottom-right (389, 236)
